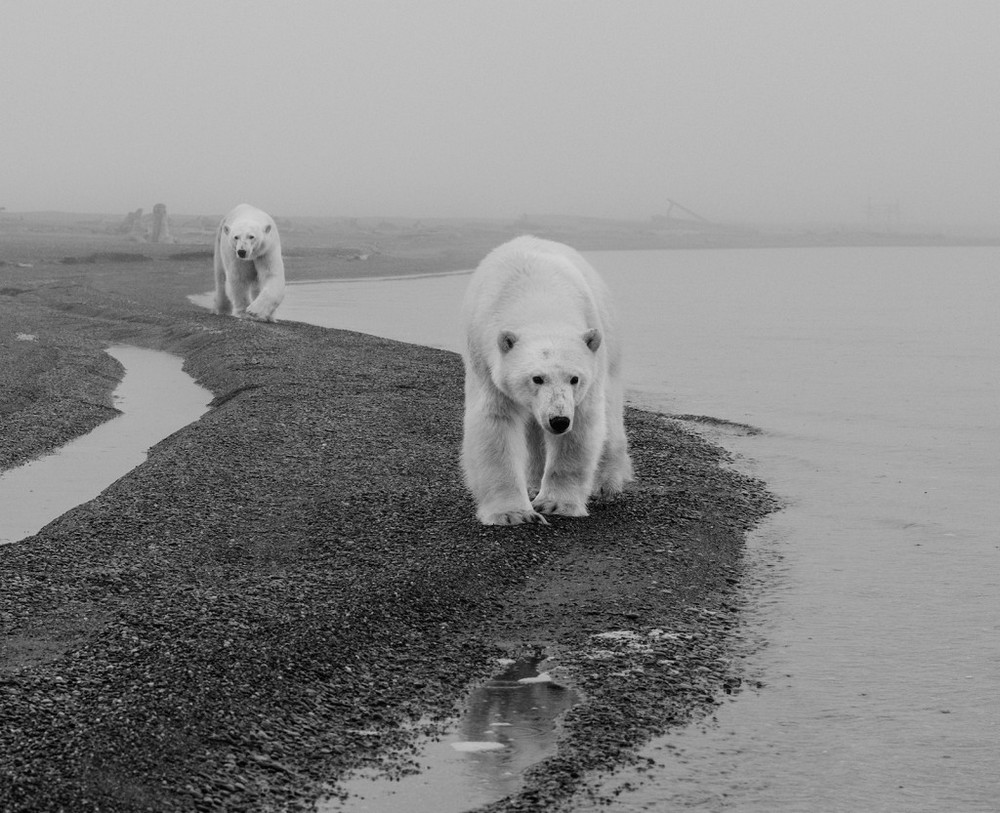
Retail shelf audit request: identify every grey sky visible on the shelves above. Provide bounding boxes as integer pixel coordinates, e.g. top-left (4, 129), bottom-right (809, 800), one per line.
top-left (2, 0), bottom-right (998, 227)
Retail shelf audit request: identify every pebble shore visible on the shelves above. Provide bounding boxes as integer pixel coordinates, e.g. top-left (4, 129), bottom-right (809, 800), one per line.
top-left (1, 244), bottom-right (776, 812)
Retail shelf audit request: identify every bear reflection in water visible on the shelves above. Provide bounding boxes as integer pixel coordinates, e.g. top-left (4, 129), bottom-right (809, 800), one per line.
top-left (457, 655), bottom-right (579, 797)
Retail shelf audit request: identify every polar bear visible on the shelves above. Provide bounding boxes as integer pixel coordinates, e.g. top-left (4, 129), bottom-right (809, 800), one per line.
top-left (461, 236), bottom-right (634, 525)
top-left (213, 203), bottom-right (285, 322)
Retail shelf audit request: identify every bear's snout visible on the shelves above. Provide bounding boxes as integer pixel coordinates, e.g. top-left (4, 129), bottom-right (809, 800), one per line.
top-left (237, 248), bottom-right (248, 259)
top-left (549, 415), bottom-right (571, 434)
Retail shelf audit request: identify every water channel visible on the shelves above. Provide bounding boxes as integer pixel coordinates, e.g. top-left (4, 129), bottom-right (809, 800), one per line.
top-left (0, 345), bottom-right (212, 545)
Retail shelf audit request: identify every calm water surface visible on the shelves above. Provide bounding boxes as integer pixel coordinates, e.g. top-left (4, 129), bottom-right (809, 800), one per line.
top-left (0, 345), bottom-right (211, 545)
top-left (283, 246), bottom-right (999, 812)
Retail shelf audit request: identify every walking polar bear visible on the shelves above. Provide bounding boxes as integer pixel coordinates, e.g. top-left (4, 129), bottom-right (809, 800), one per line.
top-left (213, 203), bottom-right (285, 322)
top-left (461, 236), bottom-right (634, 525)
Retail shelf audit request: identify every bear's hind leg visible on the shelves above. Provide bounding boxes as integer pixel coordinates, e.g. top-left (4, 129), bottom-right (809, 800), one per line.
top-left (593, 440), bottom-right (634, 500)
top-left (228, 261), bottom-right (256, 318)
top-left (592, 380), bottom-right (634, 499)
top-left (230, 287), bottom-right (253, 318)
top-left (213, 253), bottom-right (233, 315)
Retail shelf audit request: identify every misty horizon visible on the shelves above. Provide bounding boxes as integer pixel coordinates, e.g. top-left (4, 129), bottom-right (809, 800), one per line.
top-left (2, 1), bottom-right (998, 230)
top-left (3, 206), bottom-right (987, 236)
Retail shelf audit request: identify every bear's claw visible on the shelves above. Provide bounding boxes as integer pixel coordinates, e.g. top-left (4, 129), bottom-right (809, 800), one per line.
top-left (531, 496), bottom-right (588, 517)
top-left (245, 312), bottom-right (275, 323)
top-left (591, 481), bottom-right (625, 501)
top-left (482, 508), bottom-right (549, 526)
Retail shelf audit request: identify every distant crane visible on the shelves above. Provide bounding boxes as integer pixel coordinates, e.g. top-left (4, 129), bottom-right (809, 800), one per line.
top-left (662, 198), bottom-right (711, 223)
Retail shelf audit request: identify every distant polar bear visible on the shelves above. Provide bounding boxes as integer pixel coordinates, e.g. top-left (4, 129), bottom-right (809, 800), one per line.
top-left (213, 203), bottom-right (285, 322)
top-left (461, 236), bottom-right (634, 525)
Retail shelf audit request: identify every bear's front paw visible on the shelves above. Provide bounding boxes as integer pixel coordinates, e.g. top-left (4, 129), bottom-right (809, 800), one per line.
top-left (480, 508), bottom-right (549, 526)
top-left (243, 306), bottom-right (275, 323)
top-left (531, 495), bottom-right (589, 517)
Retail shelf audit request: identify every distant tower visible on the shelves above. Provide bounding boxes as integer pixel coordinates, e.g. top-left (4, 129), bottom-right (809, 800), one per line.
top-left (150, 203), bottom-right (173, 243)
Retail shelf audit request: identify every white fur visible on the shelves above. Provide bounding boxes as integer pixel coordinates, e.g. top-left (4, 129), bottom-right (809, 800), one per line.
top-left (213, 203), bottom-right (285, 322)
top-left (460, 236), bottom-right (634, 525)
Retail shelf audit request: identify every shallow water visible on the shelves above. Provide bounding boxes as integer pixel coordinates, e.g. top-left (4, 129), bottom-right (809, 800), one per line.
top-left (188, 270), bottom-right (467, 352)
top-left (278, 246), bottom-right (1000, 811)
top-left (328, 655), bottom-right (579, 812)
top-left (0, 345), bottom-right (212, 545)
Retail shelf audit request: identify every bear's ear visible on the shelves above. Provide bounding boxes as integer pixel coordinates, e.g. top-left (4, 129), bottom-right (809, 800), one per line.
top-left (583, 328), bottom-right (602, 352)
top-left (223, 225), bottom-right (230, 235)
top-left (264, 224), bottom-right (272, 234)
top-left (497, 330), bottom-right (518, 354)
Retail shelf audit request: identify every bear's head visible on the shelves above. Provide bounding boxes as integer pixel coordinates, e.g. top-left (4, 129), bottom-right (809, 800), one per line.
top-left (223, 219), bottom-right (271, 260)
top-left (495, 328), bottom-right (602, 435)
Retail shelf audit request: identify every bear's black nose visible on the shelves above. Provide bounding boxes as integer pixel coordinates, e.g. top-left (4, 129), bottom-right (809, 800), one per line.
top-left (237, 249), bottom-right (247, 259)
top-left (549, 416), bottom-right (570, 434)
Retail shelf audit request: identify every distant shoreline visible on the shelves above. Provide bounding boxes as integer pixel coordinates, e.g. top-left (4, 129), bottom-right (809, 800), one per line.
top-left (4, 209), bottom-right (997, 287)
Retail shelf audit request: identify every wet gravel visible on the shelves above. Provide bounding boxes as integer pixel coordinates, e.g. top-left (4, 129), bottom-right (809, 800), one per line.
top-left (0, 254), bottom-right (777, 812)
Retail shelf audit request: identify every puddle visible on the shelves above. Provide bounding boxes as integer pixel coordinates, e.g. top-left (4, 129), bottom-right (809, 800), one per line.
top-left (325, 653), bottom-right (579, 812)
top-left (0, 345), bottom-right (212, 545)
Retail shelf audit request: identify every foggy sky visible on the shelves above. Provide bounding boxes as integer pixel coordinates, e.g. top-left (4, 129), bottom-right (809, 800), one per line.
top-left (2, 0), bottom-right (998, 227)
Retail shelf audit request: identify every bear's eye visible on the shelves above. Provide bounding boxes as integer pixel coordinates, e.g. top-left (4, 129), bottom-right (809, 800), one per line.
top-left (570, 376), bottom-right (580, 385)
top-left (247, 235), bottom-right (255, 240)
top-left (532, 376), bottom-right (544, 385)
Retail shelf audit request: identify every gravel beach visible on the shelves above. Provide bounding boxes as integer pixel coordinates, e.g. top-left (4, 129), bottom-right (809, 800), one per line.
top-left (1, 220), bottom-right (776, 812)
